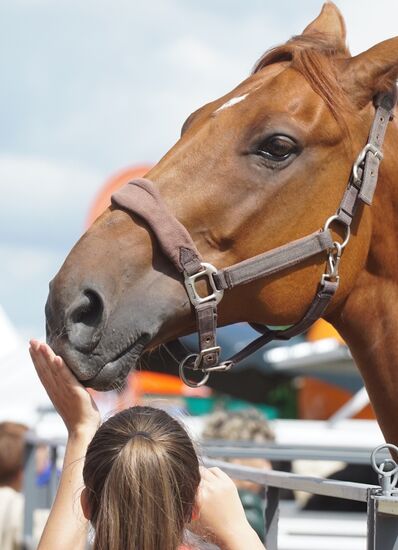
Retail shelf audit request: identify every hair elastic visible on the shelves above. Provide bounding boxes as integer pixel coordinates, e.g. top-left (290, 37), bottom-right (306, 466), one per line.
top-left (131, 431), bottom-right (151, 440)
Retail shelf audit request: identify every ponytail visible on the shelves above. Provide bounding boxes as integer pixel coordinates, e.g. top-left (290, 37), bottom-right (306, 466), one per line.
top-left (83, 407), bottom-right (200, 550)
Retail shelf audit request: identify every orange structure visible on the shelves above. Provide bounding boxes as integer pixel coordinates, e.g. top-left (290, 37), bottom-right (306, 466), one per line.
top-left (307, 319), bottom-right (345, 344)
top-left (86, 165), bottom-right (152, 226)
top-left (301, 320), bottom-right (374, 419)
top-left (298, 377), bottom-right (375, 420)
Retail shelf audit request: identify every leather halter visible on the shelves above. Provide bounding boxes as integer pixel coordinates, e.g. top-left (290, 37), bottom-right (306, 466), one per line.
top-left (112, 90), bottom-right (396, 388)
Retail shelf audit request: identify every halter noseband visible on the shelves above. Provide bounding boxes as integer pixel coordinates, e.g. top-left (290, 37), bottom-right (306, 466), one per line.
top-left (112, 90), bottom-right (396, 388)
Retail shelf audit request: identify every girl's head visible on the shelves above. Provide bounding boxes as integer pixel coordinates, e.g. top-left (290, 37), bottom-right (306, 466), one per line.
top-left (82, 406), bottom-right (200, 550)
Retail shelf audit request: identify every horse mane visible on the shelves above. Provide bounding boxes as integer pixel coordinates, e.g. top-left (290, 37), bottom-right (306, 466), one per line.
top-left (253, 33), bottom-right (351, 128)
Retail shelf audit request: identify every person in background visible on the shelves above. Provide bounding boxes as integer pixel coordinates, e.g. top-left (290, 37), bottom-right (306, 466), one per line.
top-left (29, 340), bottom-right (265, 550)
top-left (202, 409), bottom-right (276, 540)
top-left (0, 421), bottom-right (28, 550)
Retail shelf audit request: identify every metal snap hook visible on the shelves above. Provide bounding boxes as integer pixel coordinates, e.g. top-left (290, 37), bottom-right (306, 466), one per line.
top-left (322, 241), bottom-right (343, 284)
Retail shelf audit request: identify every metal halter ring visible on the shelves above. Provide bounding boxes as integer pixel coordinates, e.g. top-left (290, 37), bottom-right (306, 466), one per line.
top-left (179, 354), bottom-right (210, 388)
top-left (324, 215), bottom-right (351, 249)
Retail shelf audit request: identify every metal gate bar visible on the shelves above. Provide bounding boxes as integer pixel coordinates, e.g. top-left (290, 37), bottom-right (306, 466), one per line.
top-left (203, 458), bottom-right (375, 501)
top-left (203, 440), bottom-right (389, 464)
top-left (204, 458), bottom-right (398, 550)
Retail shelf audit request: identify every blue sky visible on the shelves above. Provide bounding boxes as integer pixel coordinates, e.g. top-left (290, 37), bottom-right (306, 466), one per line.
top-left (1, 0), bottom-right (397, 337)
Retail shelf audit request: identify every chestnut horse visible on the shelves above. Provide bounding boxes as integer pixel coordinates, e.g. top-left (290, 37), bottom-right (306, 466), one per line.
top-left (46, 4), bottom-right (398, 443)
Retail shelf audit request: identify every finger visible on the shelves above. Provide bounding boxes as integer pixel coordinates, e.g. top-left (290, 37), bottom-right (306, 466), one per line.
top-left (54, 354), bottom-right (75, 375)
top-left (196, 478), bottom-right (207, 501)
top-left (39, 346), bottom-right (79, 388)
top-left (30, 344), bottom-right (59, 389)
top-left (54, 356), bottom-right (84, 387)
top-left (207, 467), bottom-right (225, 477)
top-left (45, 351), bottom-right (62, 380)
top-left (40, 343), bottom-right (57, 371)
top-left (208, 467), bottom-right (231, 481)
top-left (30, 345), bottom-right (50, 376)
top-left (200, 467), bottom-right (216, 481)
top-left (29, 348), bottom-right (55, 390)
top-left (54, 356), bottom-right (64, 369)
top-left (30, 343), bottom-right (53, 377)
top-left (29, 339), bottom-right (41, 352)
top-left (29, 345), bottom-right (41, 370)
top-left (29, 347), bottom-right (40, 371)
top-left (40, 343), bottom-right (55, 360)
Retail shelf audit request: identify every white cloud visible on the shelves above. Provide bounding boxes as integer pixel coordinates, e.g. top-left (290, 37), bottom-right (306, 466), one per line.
top-left (0, 242), bottom-right (65, 338)
top-left (0, 154), bottom-right (103, 248)
top-left (0, 154), bottom-right (103, 336)
top-left (0, 0), bottom-right (312, 172)
top-left (335, 0), bottom-right (398, 54)
top-left (1, 242), bottom-right (60, 283)
top-left (164, 37), bottom-right (237, 76)
top-left (1, 154), bottom-right (100, 204)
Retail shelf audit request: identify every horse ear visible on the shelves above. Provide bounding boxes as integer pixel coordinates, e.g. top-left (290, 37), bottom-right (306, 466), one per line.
top-left (302, 2), bottom-right (347, 53)
top-left (341, 37), bottom-right (398, 108)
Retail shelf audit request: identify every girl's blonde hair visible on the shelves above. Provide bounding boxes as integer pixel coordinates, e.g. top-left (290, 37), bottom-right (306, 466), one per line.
top-left (83, 406), bottom-right (200, 550)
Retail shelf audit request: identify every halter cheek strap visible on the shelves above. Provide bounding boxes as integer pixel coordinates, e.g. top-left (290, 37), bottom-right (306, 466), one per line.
top-left (111, 89), bottom-right (396, 388)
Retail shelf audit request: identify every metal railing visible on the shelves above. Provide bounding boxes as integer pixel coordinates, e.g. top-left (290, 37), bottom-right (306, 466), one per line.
top-left (205, 444), bottom-right (398, 550)
top-left (23, 436), bottom-right (398, 550)
top-left (202, 439), bottom-right (390, 464)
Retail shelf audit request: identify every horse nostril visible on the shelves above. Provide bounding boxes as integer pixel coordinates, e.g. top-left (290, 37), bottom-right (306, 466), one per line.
top-left (70, 290), bottom-right (103, 327)
top-left (66, 289), bottom-right (105, 352)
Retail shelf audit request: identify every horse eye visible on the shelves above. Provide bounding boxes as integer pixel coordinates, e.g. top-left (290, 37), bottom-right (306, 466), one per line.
top-left (257, 135), bottom-right (298, 161)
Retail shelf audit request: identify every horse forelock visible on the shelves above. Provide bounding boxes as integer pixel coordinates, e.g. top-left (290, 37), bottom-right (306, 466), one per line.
top-left (253, 33), bottom-right (353, 133)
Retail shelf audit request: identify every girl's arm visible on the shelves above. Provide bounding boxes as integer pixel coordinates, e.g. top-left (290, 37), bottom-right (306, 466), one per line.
top-left (194, 466), bottom-right (265, 549)
top-left (29, 341), bottom-right (101, 550)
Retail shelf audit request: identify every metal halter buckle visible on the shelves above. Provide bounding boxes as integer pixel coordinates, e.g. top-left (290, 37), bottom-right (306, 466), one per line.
top-left (195, 346), bottom-right (221, 368)
top-left (184, 262), bottom-right (224, 306)
top-left (353, 143), bottom-right (383, 183)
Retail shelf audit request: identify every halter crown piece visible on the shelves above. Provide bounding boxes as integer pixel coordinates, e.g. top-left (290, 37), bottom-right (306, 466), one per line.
top-left (112, 89), bottom-right (397, 388)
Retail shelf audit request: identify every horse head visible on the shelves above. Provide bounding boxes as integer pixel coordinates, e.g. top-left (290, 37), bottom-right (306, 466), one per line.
top-left (46, 3), bottom-right (398, 392)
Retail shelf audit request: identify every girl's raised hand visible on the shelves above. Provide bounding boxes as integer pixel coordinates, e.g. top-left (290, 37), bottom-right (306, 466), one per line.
top-left (194, 466), bottom-right (264, 550)
top-left (29, 340), bottom-right (100, 437)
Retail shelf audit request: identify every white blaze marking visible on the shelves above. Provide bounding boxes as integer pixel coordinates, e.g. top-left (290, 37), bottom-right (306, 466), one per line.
top-left (215, 93), bottom-right (249, 113)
